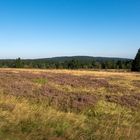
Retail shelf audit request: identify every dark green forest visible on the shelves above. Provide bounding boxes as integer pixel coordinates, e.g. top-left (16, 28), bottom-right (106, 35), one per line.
top-left (0, 56), bottom-right (132, 70)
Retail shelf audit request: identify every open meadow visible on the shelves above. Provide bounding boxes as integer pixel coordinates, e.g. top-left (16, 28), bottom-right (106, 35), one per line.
top-left (0, 69), bottom-right (140, 140)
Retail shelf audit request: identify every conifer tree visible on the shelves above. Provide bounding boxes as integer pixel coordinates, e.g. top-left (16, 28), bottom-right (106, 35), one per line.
top-left (132, 48), bottom-right (140, 72)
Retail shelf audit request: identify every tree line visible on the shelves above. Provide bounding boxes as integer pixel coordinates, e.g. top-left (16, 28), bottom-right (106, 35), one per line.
top-left (0, 57), bottom-right (132, 70)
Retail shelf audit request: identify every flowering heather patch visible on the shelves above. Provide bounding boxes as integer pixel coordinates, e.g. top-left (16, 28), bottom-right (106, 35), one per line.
top-left (0, 69), bottom-right (140, 140)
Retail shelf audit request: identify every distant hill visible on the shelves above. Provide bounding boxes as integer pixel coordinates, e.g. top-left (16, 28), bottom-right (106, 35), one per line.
top-left (0, 56), bottom-right (132, 62)
top-left (35, 56), bottom-right (132, 62)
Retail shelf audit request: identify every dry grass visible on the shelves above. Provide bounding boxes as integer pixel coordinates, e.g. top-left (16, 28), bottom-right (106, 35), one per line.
top-left (0, 68), bottom-right (140, 140)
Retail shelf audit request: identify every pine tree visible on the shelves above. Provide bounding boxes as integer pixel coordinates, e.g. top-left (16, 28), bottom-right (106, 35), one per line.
top-left (15, 57), bottom-right (23, 68)
top-left (132, 48), bottom-right (140, 72)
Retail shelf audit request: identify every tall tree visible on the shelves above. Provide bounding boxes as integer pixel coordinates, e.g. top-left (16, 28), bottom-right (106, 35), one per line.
top-left (132, 48), bottom-right (140, 72)
top-left (15, 57), bottom-right (23, 68)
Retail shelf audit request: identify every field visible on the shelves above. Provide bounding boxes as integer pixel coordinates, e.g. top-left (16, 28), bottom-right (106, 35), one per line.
top-left (0, 69), bottom-right (140, 140)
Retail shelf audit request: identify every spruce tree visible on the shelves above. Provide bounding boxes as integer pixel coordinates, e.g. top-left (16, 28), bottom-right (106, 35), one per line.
top-left (132, 48), bottom-right (140, 72)
top-left (15, 57), bottom-right (23, 68)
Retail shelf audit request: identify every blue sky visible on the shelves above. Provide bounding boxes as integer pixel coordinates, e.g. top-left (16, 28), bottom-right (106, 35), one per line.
top-left (0, 0), bottom-right (140, 59)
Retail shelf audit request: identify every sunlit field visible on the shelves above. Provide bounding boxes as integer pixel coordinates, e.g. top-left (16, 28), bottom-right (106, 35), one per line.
top-left (0, 68), bottom-right (140, 140)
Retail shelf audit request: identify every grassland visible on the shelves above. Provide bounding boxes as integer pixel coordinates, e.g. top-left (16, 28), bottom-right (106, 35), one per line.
top-left (0, 68), bottom-right (140, 140)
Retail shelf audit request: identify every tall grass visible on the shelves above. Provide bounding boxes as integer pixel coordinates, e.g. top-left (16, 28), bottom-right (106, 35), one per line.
top-left (0, 93), bottom-right (140, 140)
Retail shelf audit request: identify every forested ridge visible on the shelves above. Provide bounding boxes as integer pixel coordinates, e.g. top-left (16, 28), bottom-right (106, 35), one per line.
top-left (0, 56), bottom-right (132, 69)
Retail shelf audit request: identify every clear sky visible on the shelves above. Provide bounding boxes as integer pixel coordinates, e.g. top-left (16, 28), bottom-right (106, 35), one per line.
top-left (0, 0), bottom-right (140, 59)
